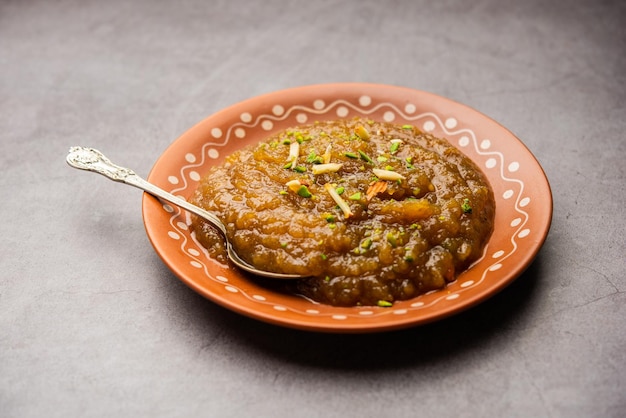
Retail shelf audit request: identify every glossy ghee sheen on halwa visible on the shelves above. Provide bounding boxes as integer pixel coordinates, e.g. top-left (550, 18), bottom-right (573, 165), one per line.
top-left (189, 119), bottom-right (495, 307)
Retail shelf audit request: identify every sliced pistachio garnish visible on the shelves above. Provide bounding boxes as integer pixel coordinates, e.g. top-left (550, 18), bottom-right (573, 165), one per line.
top-left (285, 179), bottom-right (313, 198)
top-left (306, 150), bottom-right (324, 164)
top-left (358, 150), bottom-right (374, 164)
top-left (297, 185), bottom-right (313, 198)
top-left (348, 192), bottom-right (361, 201)
top-left (461, 198), bottom-right (473, 214)
top-left (390, 139), bottom-right (402, 154)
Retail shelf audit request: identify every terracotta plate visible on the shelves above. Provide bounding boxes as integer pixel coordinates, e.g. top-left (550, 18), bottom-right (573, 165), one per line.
top-left (142, 83), bottom-right (552, 333)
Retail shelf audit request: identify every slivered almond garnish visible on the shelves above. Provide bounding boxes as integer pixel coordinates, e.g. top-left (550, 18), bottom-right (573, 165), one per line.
top-left (354, 125), bottom-right (370, 140)
top-left (366, 181), bottom-right (388, 201)
top-left (324, 183), bottom-right (353, 219)
top-left (312, 163), bottom-right (343, 175)
top-left (285, 179), bottom-right (302, 193)
top-left (372, 168), bottom-right (406, 181)
top-left (322, 144), bottom-right (332, 164)
top-left (389, 138), bottom-right (403, 154)
top-left (287, 141), bottom-right (300, 168)
top-left (285, 179), bottom-right (313, 198)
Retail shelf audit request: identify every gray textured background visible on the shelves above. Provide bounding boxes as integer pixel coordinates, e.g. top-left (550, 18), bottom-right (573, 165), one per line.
top-left (2, 0), bottom-right (625, 417)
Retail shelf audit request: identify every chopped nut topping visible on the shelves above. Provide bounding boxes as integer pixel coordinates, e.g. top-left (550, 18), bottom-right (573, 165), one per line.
top-left (372, 168), bottom-right (406, 181)
top-left (324, 183), bottom-right (353, 219)
top-left (366, 181), bottom-right (388, 201)
top-left (312, 163), bottom-right (343, 175)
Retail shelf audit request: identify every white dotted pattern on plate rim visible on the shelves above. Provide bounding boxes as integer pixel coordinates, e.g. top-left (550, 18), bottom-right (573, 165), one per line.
top-left (162, 96), bottom-right (531, 320)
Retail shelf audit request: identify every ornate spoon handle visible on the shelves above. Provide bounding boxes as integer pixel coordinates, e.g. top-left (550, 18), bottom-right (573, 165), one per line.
top-left (65, 146), bottom-right (226, 236)
top-left (66, 146), bottom-right (303, 280)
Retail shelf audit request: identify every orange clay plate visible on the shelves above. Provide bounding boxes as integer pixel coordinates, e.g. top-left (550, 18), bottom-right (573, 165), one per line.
top-left (142, 83), bottom-right (552, 333)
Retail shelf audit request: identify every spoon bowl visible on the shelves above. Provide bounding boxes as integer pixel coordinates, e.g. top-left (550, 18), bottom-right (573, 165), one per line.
top-left (66, 146), bottom-right (305, 280)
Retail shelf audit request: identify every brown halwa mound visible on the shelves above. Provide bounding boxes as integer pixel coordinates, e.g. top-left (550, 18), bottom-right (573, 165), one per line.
top-left (190, 118), bottom-right (495, 307)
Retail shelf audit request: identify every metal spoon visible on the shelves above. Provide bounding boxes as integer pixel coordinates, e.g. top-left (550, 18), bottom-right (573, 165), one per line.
top-left (66, 146), bottom-right (304, 280)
